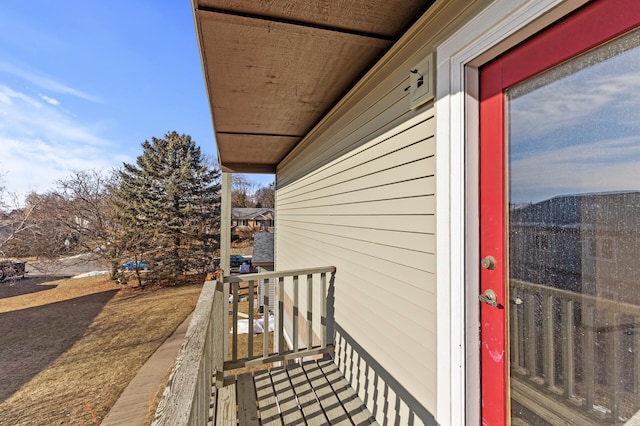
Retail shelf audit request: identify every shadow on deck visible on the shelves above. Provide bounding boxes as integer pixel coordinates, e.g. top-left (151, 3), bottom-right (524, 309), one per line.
top-left (216, 359), bottom-right (377, 425)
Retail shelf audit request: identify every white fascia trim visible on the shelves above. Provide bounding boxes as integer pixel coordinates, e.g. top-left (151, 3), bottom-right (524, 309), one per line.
top-left (434, 0), bottom-right (570, 425)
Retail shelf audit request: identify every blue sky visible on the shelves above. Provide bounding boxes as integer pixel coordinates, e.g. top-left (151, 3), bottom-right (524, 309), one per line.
top-left (0, 1), bottom-right (272, 202)
top-left (508, 36), bottom-right (640, 204)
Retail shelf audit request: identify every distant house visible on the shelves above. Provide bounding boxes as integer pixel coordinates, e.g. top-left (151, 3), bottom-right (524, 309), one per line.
top-left (231, 208), bottom-right (274, 232)
top-left (510, 191), bottom-right (640, 304)
top-left (252, 232), bottom-right (275, 313)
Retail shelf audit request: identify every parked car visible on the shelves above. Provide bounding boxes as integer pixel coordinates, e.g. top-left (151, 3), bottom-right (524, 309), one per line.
top-left (0, 260), bottom-right (26, 281)
top-left (121, 260), bottom-right (150, 271)
top-left (230, 255), bottom-right (248, 267)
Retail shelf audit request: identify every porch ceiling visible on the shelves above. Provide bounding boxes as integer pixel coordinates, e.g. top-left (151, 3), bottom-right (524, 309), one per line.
top-left (191, 0), bottom-right (433, 173)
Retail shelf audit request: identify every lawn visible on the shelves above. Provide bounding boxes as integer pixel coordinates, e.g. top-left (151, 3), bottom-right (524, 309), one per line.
top-left (0, 274), bottom-right (202, 425)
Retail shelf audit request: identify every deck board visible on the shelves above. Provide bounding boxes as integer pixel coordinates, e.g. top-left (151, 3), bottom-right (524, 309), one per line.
top-left (271, 367), bottom-right (305, 425)
top-left (254, 370), bottom-right (283, 426)
top-left (237, 373), bottom-right (260, 426)
top-left (221, 360), bottom-right (377, 426)
top-left (287, 363), bottom-right (329, 425)
top-left (318, 359), bottom-right (377, 425)
top-left (216, 379), bottom-right (237, 426)
top-left (303, 361), bottom-right (353, 425)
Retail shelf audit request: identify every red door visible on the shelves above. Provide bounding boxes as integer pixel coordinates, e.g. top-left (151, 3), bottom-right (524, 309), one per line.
top-left (479, 1), bottom-right (640, 424)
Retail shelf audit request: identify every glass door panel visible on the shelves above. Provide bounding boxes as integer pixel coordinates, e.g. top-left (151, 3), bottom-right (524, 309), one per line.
top-left (507, 28), bottom-right (640, 424)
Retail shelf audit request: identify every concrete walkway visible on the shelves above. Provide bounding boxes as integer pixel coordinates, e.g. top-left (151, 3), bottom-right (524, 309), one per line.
top-left (101, 313), bottom-right (193, 426)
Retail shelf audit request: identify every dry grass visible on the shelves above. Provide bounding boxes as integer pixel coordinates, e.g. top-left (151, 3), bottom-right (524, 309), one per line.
top-left (0, 274), bottom-right (201, 425)
top-left (231, 239), bottom-right (254, 256)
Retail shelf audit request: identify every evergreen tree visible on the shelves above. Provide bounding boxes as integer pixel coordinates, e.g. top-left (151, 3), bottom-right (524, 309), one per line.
top-left (115, 131), bottom-right (220, 285)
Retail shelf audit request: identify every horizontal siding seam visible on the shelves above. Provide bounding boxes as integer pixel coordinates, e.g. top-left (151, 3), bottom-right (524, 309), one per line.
top-left (278, 213), bottom-right (435, 217)
top-left (290, 99), bottom-right (431, 182)
top-left (275, 241), bottom-right (436, 296)
top-left (278, 193), bottom-right (435, 211)
top-left (278, 174), bottom-right (435, 206)
top-left (278, 115), bottom-right (434, 193)
top-left (277, 226), bottom-right (435, 274)
top-left (278, 218), bottom-right (435, 235)
top-left (280, 222), bottom-right (435, 254)
top-left (278, 94), bottom-right (432, 187)
top-left (279, 150), bottom-right (435, 202)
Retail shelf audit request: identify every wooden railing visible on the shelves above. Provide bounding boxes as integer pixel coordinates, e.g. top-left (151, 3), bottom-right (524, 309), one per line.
top-left (224, 266), bottom-right (335, 370)
top-left (510, 279), bottom-right (640, 424)
top-left (152, 266), bottom-right (336, 426)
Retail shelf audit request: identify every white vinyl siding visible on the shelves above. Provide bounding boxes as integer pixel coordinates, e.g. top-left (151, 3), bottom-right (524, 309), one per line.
top-left (277, 112), bottom-right (437, 422)
top-left (274, 1), bottom-right (493, 424)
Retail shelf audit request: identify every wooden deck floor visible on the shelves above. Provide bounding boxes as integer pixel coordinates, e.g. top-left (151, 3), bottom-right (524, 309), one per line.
top-left (213, 359), bottom-right (378, 426)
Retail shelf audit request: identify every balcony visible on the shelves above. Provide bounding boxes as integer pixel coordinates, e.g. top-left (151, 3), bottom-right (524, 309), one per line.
top-left (510, 279), bottom-right (640, 424)
top-left (151, 266), bottom-right (377, 425)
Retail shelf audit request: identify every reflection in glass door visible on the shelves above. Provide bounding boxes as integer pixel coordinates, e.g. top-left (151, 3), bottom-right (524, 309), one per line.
top-left (507, 28), bottom-right (640, 424)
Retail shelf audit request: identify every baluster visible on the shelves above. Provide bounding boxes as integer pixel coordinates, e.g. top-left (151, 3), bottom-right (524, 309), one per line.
top-left (293, 275), bottom-right (299, 352)
top-left (543, 292), bottom-right (555, 389)
top-left (609, 310), bottom-right (621, 421)
top-left (525, 292), bottom-right (538, 378)
top-left (321, 272), bottom-right (327, 348)
top-left (584, 303), bottom-right (595, 410)
top-left (562, 298), bottom-right (575, 399)
top-left (307, 274), bottom-right (313, 349)
top-left (248, 280), bottom-right (254, 359)
top-left (278, 276), bottom-right (285, 354)
top-left (223, 278), bottom-right (229, 362)
top-left (232, 281), bottom-right (239, 362)
top-left (263, 279), bottom-right (270, 358)
top-left (511, 287), bottom-right (521, 371)
top-left (635, 314), bottom-right (640, 411)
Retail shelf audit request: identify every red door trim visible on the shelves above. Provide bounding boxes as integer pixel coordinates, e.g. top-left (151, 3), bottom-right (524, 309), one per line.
top-left (479, 0), bottom-right (640, 424)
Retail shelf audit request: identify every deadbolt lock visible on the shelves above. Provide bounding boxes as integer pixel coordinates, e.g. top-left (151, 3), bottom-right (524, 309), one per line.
top-left (481, 255), bottom-right (497, 270)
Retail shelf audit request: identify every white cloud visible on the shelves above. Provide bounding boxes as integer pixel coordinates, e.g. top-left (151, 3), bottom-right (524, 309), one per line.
top-left (510, 58), bottom-right (640, 142)
top-left (0, 60), bottom-right (99, 103)
top-left (41, 94), bottom-right (60, 106)
top-left (511, 135), bottom-right (640, 201)
top-left (0, 84), bottom-right (128, 202)
top-left (509, 49), bottom-right (640, 203)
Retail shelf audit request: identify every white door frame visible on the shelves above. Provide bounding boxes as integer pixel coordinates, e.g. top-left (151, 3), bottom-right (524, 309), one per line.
top-left (434, 0), bottom-right (588, 424)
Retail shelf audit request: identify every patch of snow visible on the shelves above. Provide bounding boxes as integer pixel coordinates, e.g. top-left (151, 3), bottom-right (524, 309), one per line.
top-left (233, 313), bottom-right (275, 335)
top-left (72, 270), bottom-right (110, 279)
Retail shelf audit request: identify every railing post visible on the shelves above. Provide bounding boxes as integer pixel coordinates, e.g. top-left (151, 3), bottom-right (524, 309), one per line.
top-left (214, 280), bottom-right (225, 389)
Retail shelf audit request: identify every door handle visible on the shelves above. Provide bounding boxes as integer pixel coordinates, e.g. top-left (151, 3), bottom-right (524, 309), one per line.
top-left (479, 289), bottom-right (502, 308)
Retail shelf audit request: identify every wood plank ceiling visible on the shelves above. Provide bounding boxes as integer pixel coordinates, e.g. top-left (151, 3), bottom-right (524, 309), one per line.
top-left (192, 0), bottom-right (433, 173)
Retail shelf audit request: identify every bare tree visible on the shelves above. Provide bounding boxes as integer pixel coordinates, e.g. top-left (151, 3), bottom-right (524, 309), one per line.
top-left (0, 174), bottom-right (39, 259)
top-left (2, 170), bottom-right (127, 279)
top-left (254, 181), bottom-right (275, 208)
top-left (232, 174), bottom-right (256, 207)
